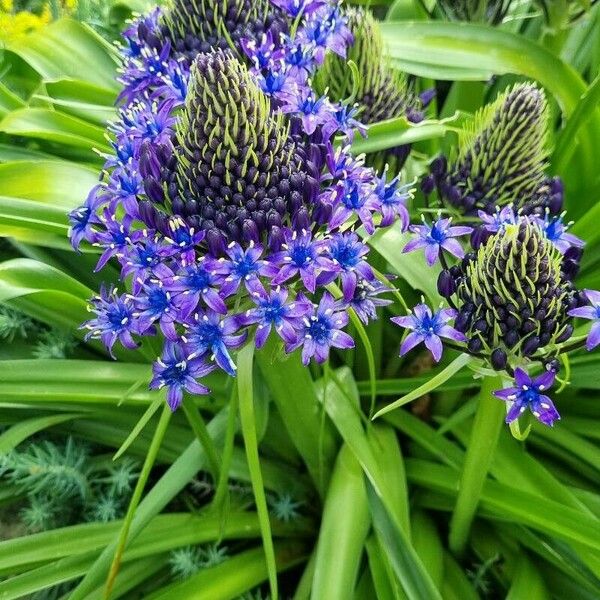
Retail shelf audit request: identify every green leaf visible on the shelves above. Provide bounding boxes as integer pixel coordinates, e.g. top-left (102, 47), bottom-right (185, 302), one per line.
top-left (0, 81), bottom-right (25, 118)
top-left (351, 115), bottom-right (458, 155)
top-left (373, 354), bottom-right (474, 419)
top-left (147, 543), bottom-right (308, 600)
top-left (6, 19), bottom-right (119, 90)
top-left (237, 343), bottom-right (278, 600)
top-left (311, 444), bottom-right (371, 600)
top-left (448, 376), bottom-right (504, 555)
top-left (256, 338), bottom-right (337, 496)
top-left (0, 160), bottom-right (98, 208)
top-left (0, 413), bottom-right (82, 454)
top-left (0, 108), bottom-right (111, 151)
top-left (506, 554), bottom-right (548, 600)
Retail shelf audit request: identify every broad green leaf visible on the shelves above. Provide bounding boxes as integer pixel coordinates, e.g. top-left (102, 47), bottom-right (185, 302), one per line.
top-left (0, 413), bottom-right (82, 454)
top-left (506, 554), bottom-right (548, 600)
top-left (311, 444), bottom-right (370, 600)
top-left (352, 116), bottom-right (458, 155)
top-left (0, 108), bottom-right (110, 151)
top-left (0, 81), bottom-right (25, 117)
top-left (7, 19), bottom-right (119, 90)
top-left (0, 161), bottom-right (98, 208)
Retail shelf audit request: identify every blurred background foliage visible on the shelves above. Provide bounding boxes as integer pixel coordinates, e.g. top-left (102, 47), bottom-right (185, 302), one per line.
top-left (0, 0), bottom-right (598, 599)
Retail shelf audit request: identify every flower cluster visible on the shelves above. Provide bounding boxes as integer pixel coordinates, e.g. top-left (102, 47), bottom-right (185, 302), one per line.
top-left (314, 7), bottom-right (431, 172)
top-left (392, 82), bottom-right (599, 428)
top-left (69, 0), bottom-right (412, 409)
top-left (397, 203), bottom-right (598, 428)
top-left (422, 83), bottom-right (563, 218)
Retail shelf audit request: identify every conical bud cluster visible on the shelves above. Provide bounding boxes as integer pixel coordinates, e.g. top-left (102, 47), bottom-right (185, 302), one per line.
top-left (160, 0), bottom-right (286, 64)
top-left (315, 8), bottom-right (422, 125)
top-left (166, 50), bottom-right (310, 250)
top-left (453, 220), bottom-right (576, 364)
top-left (430, 83), bottom-right (562, 216)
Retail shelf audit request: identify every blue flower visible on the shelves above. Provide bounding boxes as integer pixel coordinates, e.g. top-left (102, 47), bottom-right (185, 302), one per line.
top-left (93, 212), bottom-right (141, 272)
top-left (150, 342), bottom-right (215, 410)
top-left (391, 303), bottom-right (466, 362)
top-left (264, 229), bottom-right (333, 293)
top-left (163, 217), bottom-right (206, 265)
top-left (478, 205), bottom-right (518, 233)
top-left (83, 286), bottom-right (139, 357)
top-left (238, 281), bottom-right (312, 348)
top-left (403, 216), bottom-right (472, 266)
top-left (372, 168), bottom-right (411, 229)
top-left (349, 280), bottom-right (392, 325)
top-left (241, 31), bottom-right (284, 71)
top-left (494, 368), bottom-right (560, 427)
top-left (184, 312), bottom-right (247, 376)
top-left (68, 186), bottom-right (103, 250)
top-left (568, 289), bottom-right (600, 350)
top-left (133, 281), bottom-right (186, 341)
top-left (320, 232), bottom-right (374, 301)
top-left (288, 293), bottom-right (354, 364)
top-left (535, 212), bottom-right (584, 255)
top-left (322, 104), bottom-right (366, 141)
top-left (271, 0), bottom-right (326, 18)
top-left (327, 178), bottom-right (379, 235)
top-left (216, 242), bottom-right (271, 297)
top-left (282, 88), bottom-right (333, 135)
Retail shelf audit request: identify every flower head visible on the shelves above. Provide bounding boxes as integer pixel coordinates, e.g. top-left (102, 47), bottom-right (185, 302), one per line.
top-left (391, 304), bottom-right (466, 362)
top-left (151, 342), bottom-right (215, 410)
top-left (494, 368), bottom-right (559, 427)
top-left (568, 289), bottom-right (600, 350)
top-left (289, 293), bottom-right (354, 364)
top-left (403, 216), bottom-right (472, 266)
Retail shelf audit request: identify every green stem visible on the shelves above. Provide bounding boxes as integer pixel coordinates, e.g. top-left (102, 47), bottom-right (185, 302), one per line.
top-left (448, 376), bottom-right (504, 557)
top-left (104, 404), bottom-right (172, 599)
top-left (182, 396), bottom-right (221, 482)
top-left (237, 343), bottom-right (278, 600)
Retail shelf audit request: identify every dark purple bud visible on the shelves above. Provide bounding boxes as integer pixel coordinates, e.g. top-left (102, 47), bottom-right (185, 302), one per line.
top-left (421, 175), bottom-right (435, 195)
top-left (420, 88), bottom-right (436, 108)
top-left (467, 337), bottom-right (483, 353)
top-left (144, 179), bottom-right (165, 204)
top-left (545, 358), bottom-right (560, 373)
top-left (447, 185), bottom-right (462, 206)
top-left (206, 228), bottom-right (226, 256)
top-left (242, 219), bottom-right (260, 244)
top-left (548, 193), bottom-right (563, 215)
top-left (504, 330), bottom-right (519, 348)
top-left (268, 226), bottom-right (284, 252)
top-left (437, 270), bottom-right (456, 298)
top-left (463, 194), bottom-right (476, 212)
top-left (431, 156), bottom-right (447, 178)
top-left (564, 246), bottom-right (583, 263)
top-left (292, 207), bottom-right (311, 231)
top-left (470, 227), bottom-right (490, 250)
top-left (454, 310), bottom-right (472, 333)
top-left (522, 336), bottom-right (540, 356)
top-left (550, 176), bottom-right (564, 196)
top-left (556, 324), bottom-right (574, 344)
top-left (491, 348), bottom-right (507, 371)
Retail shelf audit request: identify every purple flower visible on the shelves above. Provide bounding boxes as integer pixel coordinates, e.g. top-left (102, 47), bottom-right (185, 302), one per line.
top-left (217, 242), bottom-right (271, 297)
top-left (324, 143), bottom-right (367, 181)
top-left (536, 213), bottom-right (584, 254)
top-left (493, 368), bottom-right (560, 427)
top-left (164, 259), bottom-right (228, 317)
top-left (238, 281), bottom-right (313, 348)
top-left (320, 232), bottom-right (374, 301)
top-left (163, 217), bottom-right (206, 265)
top-left (105, 170), bottom-right (144, 218)
top-left (68, 186), bottom-right (104, 250)
top-left (93, 212), bottom-right (141, 272)
top-left (184, 311), bottom-right (247, 376)
top-left (322, 104), bottom-right (366, 141)
top-left (288, 293), bottom-right (354, 364)
top-left (83, 286), bottom-right (139, 357)
top-left (478, 205), bottom-right (518, 233)
top-left (328, 179), bottom-right (379, 234)
top-left (271, 0), bottom-right (326, 18)
top-left (282, 88), bottom-right (333, 135)
top-left (568, 289), bottom-right (600, 350)
top-left (264, 229), bottom-right (332, 293)
top-left (118, 232), bottom-right (171, 294)
top-left (349, 280), bottom-right (392, 325)
top-left (133, 281), bottom-right (186, 341)
top-left (372, 169), bottom-right (411, 229)
top-left (282, 40), bottom-right (317, 82)
top-left (150, 342), bottom-right (215, 410)
top-left (116, 98), bottom-right (177, 145)
top-left (300, 3), bottom-right (353, 62)
top-left (403, 216), bottom-right (472, 266)
top-left (241, 31), bottom-right (284, 71)
top-left (391, 304), bottom-right (466, 362)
